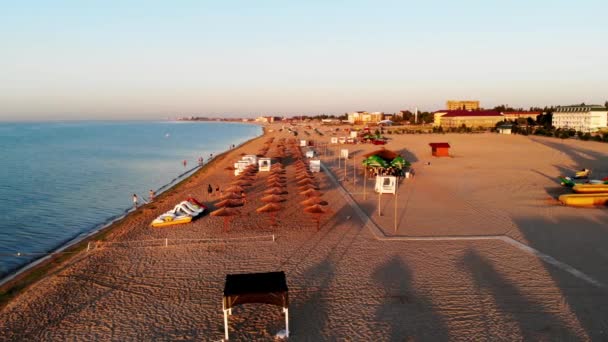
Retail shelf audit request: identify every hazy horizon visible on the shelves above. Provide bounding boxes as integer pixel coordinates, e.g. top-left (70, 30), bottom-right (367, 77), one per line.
top-left (1, 0), bottom-right (607, 121)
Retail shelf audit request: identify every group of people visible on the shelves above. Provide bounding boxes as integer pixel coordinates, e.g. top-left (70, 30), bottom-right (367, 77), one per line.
top-left (132, 190), bottom-right (156, 208)
top-left (132, 153), bottom-right (223, 208)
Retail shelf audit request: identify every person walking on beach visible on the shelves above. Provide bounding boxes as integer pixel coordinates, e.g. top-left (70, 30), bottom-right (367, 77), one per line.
top-left (132, 194), bottom-right (138, 208)
top-left (241, 190), bottom-right (246, 204)
top-left (149, 190), bottom-right (155, 202)
top-left (207, 184), bottom-right (213, 198)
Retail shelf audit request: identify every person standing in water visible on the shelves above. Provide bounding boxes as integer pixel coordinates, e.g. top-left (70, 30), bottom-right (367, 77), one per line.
top-left (132, 194), bottom-right (138, 208)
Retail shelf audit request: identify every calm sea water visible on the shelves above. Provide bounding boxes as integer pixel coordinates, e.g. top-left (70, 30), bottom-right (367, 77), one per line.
top-left (0, 121), bottom-right (262, 277)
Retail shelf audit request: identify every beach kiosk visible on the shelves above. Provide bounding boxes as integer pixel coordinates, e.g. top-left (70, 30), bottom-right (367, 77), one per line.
top-left (375, 176), bottom-right (397, 194)
top-left (223, 271), bottom-right (289, 340)
top-left (429, 142), bottom-right (450, 157)
top-left (234, 160), bottom-right (250, 176)
top-left (330, 137), bottom-right (338, 144)
top-left (258, 158), bottom-right (272, 172)
top-left (309, 159), bottom-right (321, 173)
top-left (305, 149), bottom-right (315, 158)
top-left (300, 140), bottom-right (307, 147)
top-left (243, 154), bottom-right (258, 165)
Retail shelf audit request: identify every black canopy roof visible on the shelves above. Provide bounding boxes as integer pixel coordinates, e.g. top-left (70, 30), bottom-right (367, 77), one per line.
top-left (223, 271), bottom-right (288, 310)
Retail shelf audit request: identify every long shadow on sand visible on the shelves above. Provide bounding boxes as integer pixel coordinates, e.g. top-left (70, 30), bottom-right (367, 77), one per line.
top-left (291, 259), bottom-right (335, 339)
top-left (511, 215), bottom-right (608, 339)
top-left (460, 248), bottom-right (583, 340)
top-left (372, 256), bottom-right (448, 340)
top-left (531, 137), bottom-right (608, 178)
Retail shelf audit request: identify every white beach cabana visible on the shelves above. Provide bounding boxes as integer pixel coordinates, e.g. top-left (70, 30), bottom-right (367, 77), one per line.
top-left (374, 176), bottom-right (396, 194)
top-left (258, 158), bottom-right (272, 172)
top-left (309, 160), bottom-right (321, 173)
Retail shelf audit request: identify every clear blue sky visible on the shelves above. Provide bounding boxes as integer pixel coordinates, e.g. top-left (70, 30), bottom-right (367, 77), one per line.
top-left (1, 0), bottom-right (607, 120)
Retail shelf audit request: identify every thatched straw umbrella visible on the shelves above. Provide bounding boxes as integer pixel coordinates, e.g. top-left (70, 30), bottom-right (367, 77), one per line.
top-left (256, 203), bottom-right (282, 226)
top-left (264, 187), bottom-right (288, 195)
top-left (261, 194), bottom-right (286, 203)
top-left (304, 204), bottom-right (327, 230)
top-left (300, 197), bottom-right (328, 207)
top-left (231, 179), bottom-right (252, 186)
top-left (221, 192), bottom-right (243, 200)
top-left (216, 199), bottom-right (244, 208)
top-left (211, 207), bottom-right (240, 231)
top-left (298, 184), bottom-right (319, 191)
top-left (267, 181), bottom-right (285, 189)
top-left (267, 176), bottom-right (287, 183)
top-left (300, 189), bottom-right (322, 198)
top-left (224, 185), bottom-right (245, 194)
top-left (297, 178), bottom-right (317, 186)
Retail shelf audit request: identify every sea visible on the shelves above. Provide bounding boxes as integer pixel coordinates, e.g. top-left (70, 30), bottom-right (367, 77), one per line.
top-left (0, 121), bottom-right (262, 279)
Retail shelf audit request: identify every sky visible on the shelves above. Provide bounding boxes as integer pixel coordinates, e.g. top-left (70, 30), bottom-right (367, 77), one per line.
top-left (1, 0), bottom-right (607, 120)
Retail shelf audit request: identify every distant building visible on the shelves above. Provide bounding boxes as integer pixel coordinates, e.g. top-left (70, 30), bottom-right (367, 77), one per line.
top-left (552, 105), bottom-right (608, 132)
top-left (255, 116), bottom-right (281, 123)
top-left (447, 100), bottom-right (480, 111)
top-left (502, 111), bottom-right (541, 122)
top-left (497, 124), bottom-right (513, 135)
top-left (347, 111), bottom-right (384, 124)
top-left (433, 110), bottom-right (449, 126)
top-left (439, 110), bottom-right (504, 128)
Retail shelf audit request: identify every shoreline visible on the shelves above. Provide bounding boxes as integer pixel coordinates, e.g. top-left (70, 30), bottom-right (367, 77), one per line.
top-left (0, 124), bottom-right (266, 307)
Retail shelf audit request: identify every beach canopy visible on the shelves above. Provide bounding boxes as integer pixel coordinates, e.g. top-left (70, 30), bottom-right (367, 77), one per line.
top-left (211, 207), bottom-right (240, 231)
top-left (362, 148), bottom-right (399, 161)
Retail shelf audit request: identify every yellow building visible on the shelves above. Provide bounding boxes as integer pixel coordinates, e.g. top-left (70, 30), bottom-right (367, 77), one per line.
top-left (440, 110), bottom-right (504, 128)
top-left (501, 111), bottom-right (541, 121)
top-left (348, 111), bottom-right (384, 124)
top-left (447, 100), bottom-right (480, 111)
top-left (433, 111), bottom-right (448, 126)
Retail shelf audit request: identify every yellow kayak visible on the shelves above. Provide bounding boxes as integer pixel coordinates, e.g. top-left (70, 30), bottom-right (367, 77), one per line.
top-left (559, 193), bottom-right (608, 207)
top-left (151, 213), bottom-right (192, 228)
top-left (572, 184), bottom-right (608, 194)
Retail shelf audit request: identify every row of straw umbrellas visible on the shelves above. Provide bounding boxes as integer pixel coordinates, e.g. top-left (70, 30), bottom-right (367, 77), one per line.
top-left (210, 137), bottom-right (329, 231)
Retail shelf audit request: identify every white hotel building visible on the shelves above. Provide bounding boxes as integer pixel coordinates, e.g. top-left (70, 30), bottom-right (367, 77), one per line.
top-left (552, 105), bottom-right (607, 132)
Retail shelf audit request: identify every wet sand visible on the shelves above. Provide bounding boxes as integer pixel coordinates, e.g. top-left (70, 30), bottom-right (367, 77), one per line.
top-left (1, 124), bottom-right (607, 341)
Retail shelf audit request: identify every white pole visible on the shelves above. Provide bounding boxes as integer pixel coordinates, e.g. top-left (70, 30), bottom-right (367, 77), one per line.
top-left (165, 238), bottom-right (168, 247)
top-left (363, 167), bottom-right (367, 200)
top-left (86, 242), bottom-right (91, 252)
top-left (224, 309), bottom-right (229, 340)
top-left (284, 307), bottom-right (290, 337)
top-left (378, 190), bottom-right (382, 217)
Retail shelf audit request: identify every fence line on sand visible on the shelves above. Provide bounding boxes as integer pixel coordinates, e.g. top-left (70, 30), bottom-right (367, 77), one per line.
top-left (1, 234), bottom-right (277, 258)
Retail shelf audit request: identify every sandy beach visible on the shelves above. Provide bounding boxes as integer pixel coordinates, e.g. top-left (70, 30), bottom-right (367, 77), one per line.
top-left (1, 124), bottom-right (607, 341)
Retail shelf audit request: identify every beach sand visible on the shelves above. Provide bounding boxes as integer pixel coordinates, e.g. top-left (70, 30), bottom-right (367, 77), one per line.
top-left (1, 124), bottom-right (607, 341)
